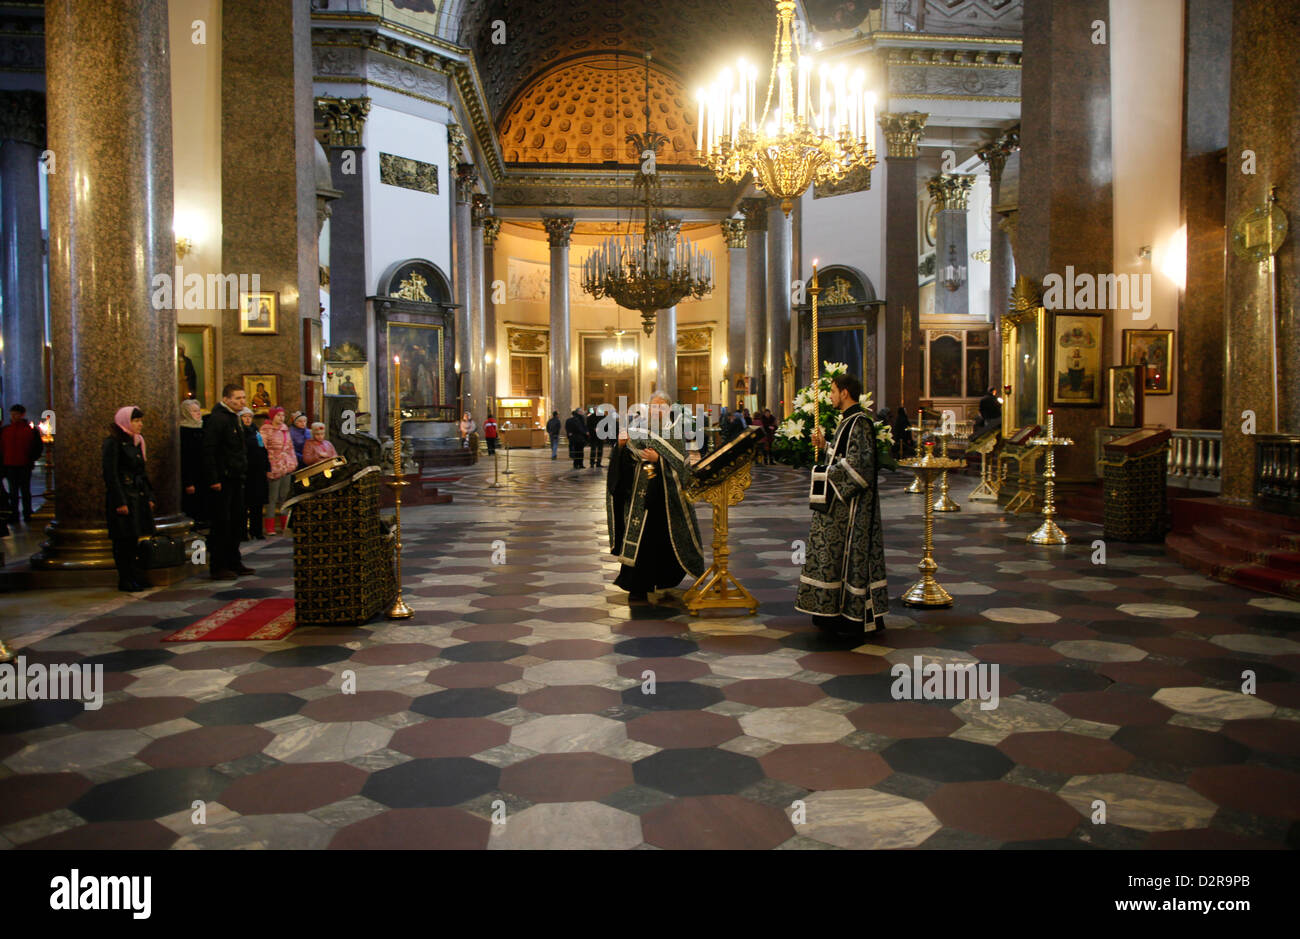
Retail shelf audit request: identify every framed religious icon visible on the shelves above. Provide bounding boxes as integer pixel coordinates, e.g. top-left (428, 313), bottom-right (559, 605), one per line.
top-left (326, 361), bottom-right (369, 415)
top-left (1000, 278), bottom-right (1048, 437)
top-left (1051, 312), bottom-right (1104, 406)
top-left (304, 319), bottom-right (324, 376)
top-left (1122, 328), bottom-right (1174, 395)
top-left (239, 291), bottom-right (279, 335)
top-left (243, 374), bottom-right (278, 411)
top-left (386, 322), bottom-right (445, 418)
top-left (176, 324), bottom-right (215, 410)
top-left (1107, 365), bottom-right (1143, 428)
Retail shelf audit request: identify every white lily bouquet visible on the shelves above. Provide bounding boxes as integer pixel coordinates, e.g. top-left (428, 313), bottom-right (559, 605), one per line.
top-left (773, 361), bottom-right (896, 470)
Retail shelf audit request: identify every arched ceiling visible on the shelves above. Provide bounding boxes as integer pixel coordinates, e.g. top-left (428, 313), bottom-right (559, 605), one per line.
top-left (497, 56), bottom-right (698, 165)
top-left (457, 0), bottom-right (777, 121)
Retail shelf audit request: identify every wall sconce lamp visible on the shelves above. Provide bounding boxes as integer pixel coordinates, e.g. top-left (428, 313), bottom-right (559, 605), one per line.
top-left (176, 237), bottom-right (195, 261)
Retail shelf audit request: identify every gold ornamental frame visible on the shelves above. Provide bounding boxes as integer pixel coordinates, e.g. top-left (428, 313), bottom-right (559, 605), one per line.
top-left (1000, 276), bottom-right (1047, 440)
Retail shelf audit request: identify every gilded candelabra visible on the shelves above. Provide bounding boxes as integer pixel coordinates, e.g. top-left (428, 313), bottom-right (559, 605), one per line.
top-left (904, 409), bottom-right (926, 494)
top-left (387, 357), bottom-right (413, 618)
top-left (931, 430), bottom-right (961, 513)
top-left (1027, 409), bottom-right (1073, 545)
top-left (899, 442), bottom-right (965, 607)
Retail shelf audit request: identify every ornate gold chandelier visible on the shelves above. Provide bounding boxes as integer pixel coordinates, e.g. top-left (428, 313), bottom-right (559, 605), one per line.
top-left (581, 53), bottom-right (713, 335)
top-left (697, 0), bottom-right (878, 214)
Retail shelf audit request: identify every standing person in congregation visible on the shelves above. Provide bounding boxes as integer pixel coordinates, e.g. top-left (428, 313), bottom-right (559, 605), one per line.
top-left (760, 407), bottom-right (777, 465)
top-left (483, 412), bottom-right (498, 456)
top-left (203, 383), bottom-right (254, 580)
top-left (240, 408), bottom-right (269, 541)
top-left (302, 422), bottom-right (339, 465)
top-left (1, 403), bottom-right (41, 523)
top-left (795, 373), bottom-right (889, 639)
top-left (565, 408), bottom-right (588, 469)
top-left (586, 406), bottom-right (604, 468)
top-left (261, 407), bottom-right (297, 535)
top-left (289, 411), bottom-right (310, 468)
top-left (606, 392), bottom-right (705, 603)
top-left (546, 410), bottom-right (561, 460)
top-left (102, 406), bottom-right (154, 592)
top-left (179, 400), bottom-right (206, 527)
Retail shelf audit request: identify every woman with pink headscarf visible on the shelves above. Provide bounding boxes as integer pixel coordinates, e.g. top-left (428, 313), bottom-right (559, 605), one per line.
top-left (103, 405), bottom-right (155, 592)
top-left (261, 405), bottom-right (297, 535)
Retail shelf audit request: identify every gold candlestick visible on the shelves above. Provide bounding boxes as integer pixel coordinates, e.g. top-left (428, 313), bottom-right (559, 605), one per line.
top-left (904, 408), bottom-right (924, 493)
top-left (387, 355), bottom-right (413, 618)
top-left (1027, 409), bottom-right (1073, 545)
top-left (900, 442), bottom-right (965, 607)
top-left (932, 430), bottom-right (961, 512)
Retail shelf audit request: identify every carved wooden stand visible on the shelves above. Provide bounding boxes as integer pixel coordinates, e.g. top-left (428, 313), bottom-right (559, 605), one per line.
top-left (684, 461), bottom-right (759, 615)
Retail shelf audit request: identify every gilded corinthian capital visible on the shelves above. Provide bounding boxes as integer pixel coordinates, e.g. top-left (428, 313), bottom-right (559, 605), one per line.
top-left (739, 197), bottom-right (769, 232)
top-left (483, 216), bottom-right (502, 246)
top-left (878, 112), bottom-right (929, 159)
top-left (541, 215), bottom-right (575, 247)
top-left (316, 96), bottom-right (371, 148)
top-left (927, 174), bottom-right (976, 212)
top-left (721, 218), bottom-right (747, 249)
top-left (975, 127), bottom-right (1020, 185)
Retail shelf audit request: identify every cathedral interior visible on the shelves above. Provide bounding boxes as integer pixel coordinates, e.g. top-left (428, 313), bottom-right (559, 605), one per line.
top-left (0, 0), bottom-right (1297, 880)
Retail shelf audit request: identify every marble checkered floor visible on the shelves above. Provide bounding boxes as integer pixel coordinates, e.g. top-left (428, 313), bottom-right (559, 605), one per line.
top-left (1, 450), bottom-right (1298, 849)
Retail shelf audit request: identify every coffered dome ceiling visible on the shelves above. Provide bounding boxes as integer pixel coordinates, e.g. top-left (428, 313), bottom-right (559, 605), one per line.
top-left (497, 56), bottom-right (698, 166)
top-left (457, 0), bottom-right (776, 162)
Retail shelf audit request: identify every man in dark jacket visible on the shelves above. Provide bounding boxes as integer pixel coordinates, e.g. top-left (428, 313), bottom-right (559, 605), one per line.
top-left (586, 407), bottom-right (604, 468)
top-left (564, 408), bottom-right (588, 469)
top-left (203, 383), bottom-right (254, 579)
top-left (546, 411), bottom-right (561, 460)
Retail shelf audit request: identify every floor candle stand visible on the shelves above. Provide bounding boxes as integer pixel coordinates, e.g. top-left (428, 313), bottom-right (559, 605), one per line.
top-left (899, 442), bottom-right (965, 607)
top-left (931, 431), bottom-right (962, 513)
top-left (1027, 409), bottom-right (1073, 545)
top-left (904, 409), bottom-right (928, 494)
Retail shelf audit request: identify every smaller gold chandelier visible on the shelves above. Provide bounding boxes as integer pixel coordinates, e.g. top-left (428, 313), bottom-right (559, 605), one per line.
top-left (698, 0), bottom-right (878, 214)
top-left (601, 343), bottom-right (639, 369)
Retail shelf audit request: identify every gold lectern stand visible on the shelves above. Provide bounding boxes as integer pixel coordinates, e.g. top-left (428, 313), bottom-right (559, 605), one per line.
top-left (683, 430), bottom-right (763, 616)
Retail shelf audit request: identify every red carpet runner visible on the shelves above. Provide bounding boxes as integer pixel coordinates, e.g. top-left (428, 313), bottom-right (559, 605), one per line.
top-left (162, 598), bottom-right (296, 642)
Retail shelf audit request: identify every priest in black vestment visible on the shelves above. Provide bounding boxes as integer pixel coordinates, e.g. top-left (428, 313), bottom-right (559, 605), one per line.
top-left (606, 393), bottom-right (705, 602)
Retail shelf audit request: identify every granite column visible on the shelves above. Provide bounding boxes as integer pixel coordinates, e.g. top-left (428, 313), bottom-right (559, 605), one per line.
top-left (740, 198), bottom-right (767, 407)
top-left (0, 91), bottom-right (48, 418)
top-left (470, 194), bottom-right (488, 420)
top-left (880, 112), bottom-right (928, 413)
top-left (453, 164), bottom-right (476, 413)
top-left (1221, 0), bottom-right (1300, 501)
top-left (1018, 0), bottom-right (1113, 480)
top-left (721, 218), bottom-right (747, 402)
top-left (977, 129), bottom-right (1019, 392)
top-left (765, 201), bottom-right (792, 416)
top-left (35, 0), bottom-right (182, 570)
top-left (483, 216), bottom-right (501, 403)
top-left (315, 96), bottom-right (371, 355)
top-left (542, 216), bottom-right (575, 416)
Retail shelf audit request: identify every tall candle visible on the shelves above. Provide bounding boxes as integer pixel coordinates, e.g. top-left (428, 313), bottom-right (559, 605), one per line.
top-left (393, 355), bottom-right (402, 478)
top-left (1047, 408), bottom-right (1054, 438)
